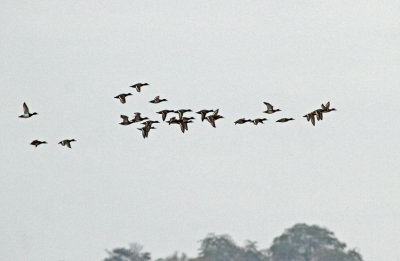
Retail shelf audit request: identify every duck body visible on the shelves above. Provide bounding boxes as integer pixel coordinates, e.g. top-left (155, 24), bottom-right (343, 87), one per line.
top-left (119, 115), bottom-right (133, 125)
top-left (58, 139), bottom-right (76, 148)
top-left (19, 103), bottom-right (38, 118)
top-left (263, 102), bottom-right (281, 114)
top-left (321, 102), bottom-right (336, 113)
top-left (235, 118), bottom-right (252, 125)
top-left (141, 120), bottom-right (160, 128)
top-left (253, 118), bottom-right (267, 125)
top-left (130, 83), bottom-right (149, 92)
top-left (276, 118), bottom-right (294, 123)
top-left (132, 112), bottom-right (149, 123)
top-left (30, 140), bottom-right (47, 147)
top-left (157, 110), bottom-right (175, 121)
top-left (206, 110), bottom-right (224, 128)
top-left (149, 96), bottom-right (167, 104)
top-left (196, 110), bottom-right (213, 121)
top-left (303, 112), bottom-right (316, 126)
top-left (138, 126), bottom-right (155, 139)
top-left (114, 93), bottom-right (132, 104)
top-left (175, 109), bottom-right (192, 119)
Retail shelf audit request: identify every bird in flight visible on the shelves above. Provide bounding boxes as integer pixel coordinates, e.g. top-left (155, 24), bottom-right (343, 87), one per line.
top-left (30, 140), bottom-right (47, 147)
top-left (19, 102), bottom-right (38, 118)
top-left (114, 93), bottom-right (132, 104)
top-left (276, 118), bottom-right (294, 123)
top-left (263, 102), bottom-right (281, 114)
top-left (149, 96), bottom-right (168, 104)
top-left (58, 139), bottom-right (77, 148)
top-left (130, 83), bottom-right (149, 92)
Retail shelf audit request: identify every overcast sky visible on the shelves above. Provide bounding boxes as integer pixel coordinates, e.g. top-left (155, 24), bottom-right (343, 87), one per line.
top-left (1, 1), bottom-right (399, 261)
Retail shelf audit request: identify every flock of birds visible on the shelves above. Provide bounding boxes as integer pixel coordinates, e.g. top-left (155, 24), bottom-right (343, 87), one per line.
top-left (19, 102), bottom-right (76, 148)
top-left (20, 82), bottom-right (337, 145)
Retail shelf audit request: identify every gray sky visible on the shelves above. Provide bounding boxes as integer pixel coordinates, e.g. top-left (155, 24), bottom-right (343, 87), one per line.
top-left (1, 1), bottom-right (399, 260)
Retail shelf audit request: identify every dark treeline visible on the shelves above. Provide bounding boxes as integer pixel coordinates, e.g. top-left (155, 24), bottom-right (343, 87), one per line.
top-left (103, 223), bottom-right (363, 261)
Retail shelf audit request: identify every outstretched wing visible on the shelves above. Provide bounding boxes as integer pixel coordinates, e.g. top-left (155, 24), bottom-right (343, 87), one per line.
top-left (23, 102), bottom-right (30, 114)
top-left (263, 102), bottom-right (273, 110)
top-left (213, 109), bottom-right (219, 116)
top-left (120, 115), bottom-right (130, 123)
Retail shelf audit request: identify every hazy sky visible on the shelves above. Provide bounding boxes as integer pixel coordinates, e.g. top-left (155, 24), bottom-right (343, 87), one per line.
top-left (1, 1), bottom-right (399, 260)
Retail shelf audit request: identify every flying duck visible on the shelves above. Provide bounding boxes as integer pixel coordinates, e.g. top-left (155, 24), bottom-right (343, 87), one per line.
top-left (119, 115), bottom-right (134, 125)
top-left (166, 117), bottom-right (181, 125)
top-left (130, 83), bottom-right (149, 92)
top-left (149, 96), bottom-right (167, 104)
top-left (58, 139), bottom-right (76, 148)
top-left (276, 118), bottom-right (294, 123)
top-left (114, 93), bottom-right (132, 104)
top-left (314, 109), bottom-right (324, 121)
top-left (235, 118), bottom-right (252, 125)
top-left (263, 102), bottom-right (281, 114)
top-left (19, 103), bottom-right (38, 118)
top-left (206, 109), bottom-right (224, 128)
top-left (138, 126), bottom-right (156, 139)
top-left (175, 109), bottom-right (192, 119)
top-left (253, 118), bottom-right (267, 125)
top-left (156, 110), bottom-right (175, 121)
top-left (303, 112), bottom-right (316, 126)
top-left (132, 112), bottom-right (149, 123)
top-left (196, 110), bottom-right (213, 121)
top-left (30, 140), bottom-right (47, 147)
top-left (141, 120), bottom-right (160, 128)
top-left (321, 101), bottom-right (336, 113)
top-left (182, 117), bottom-right (195, 131)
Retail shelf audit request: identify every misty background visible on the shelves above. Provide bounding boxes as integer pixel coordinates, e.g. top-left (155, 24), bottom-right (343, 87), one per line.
top-left (1, 1), bottom-right (399, 260)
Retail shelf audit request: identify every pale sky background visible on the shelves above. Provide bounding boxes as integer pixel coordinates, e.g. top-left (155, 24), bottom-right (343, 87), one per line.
top-left (1, 1), bottom-right (399, 261)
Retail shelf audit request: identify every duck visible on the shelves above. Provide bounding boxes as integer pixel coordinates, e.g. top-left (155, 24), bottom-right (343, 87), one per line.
top-left (156, 110), bottom-right (175, 121)
top-left (30, 140), bottom-right (47, 147)
top-left (138, 126), bottom-right (156, 139)
top-left (321, 101), bottom-right (336, 113)
top-left (234, 118), bottom-right (252, 125)
top-left (206, 110), bottom-right (224, 128)
top-left (19, 102), bottom-right (38, 118)
top-left (303, 112), bottom-right (316, 126)
top-left (253, 118), bottom-right (267, 125)
top-left (132, 112), bottom-right (149, 123)
top-left (114, 93), bottom-right (132, 104)
top-left (149, 96), bottom-right (168, 104)
top-left (175, 109), bottom-right (192, 119)
top-left (130, 83), bottom-right (149, 92)
top-left (276, 118), bottom-right (294, 123)
top-left (196, 110), bottom-right (213, 121)
top-left (314, 109), bottom-right (324, 121)
top-left (263, 102), bottom-right (281, 114)
top-left (141, 120), bottom-right (160, 128)
top-left (182, 117), bottom-right (195, 131)
top-left (166, 117), bottom-right (181, 125)
top-left (119, 115), bottom-right (134, 125)
top-left (58, 139), bottom-right (76, 148)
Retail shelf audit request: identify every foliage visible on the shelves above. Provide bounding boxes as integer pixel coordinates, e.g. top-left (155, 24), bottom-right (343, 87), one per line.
top-left (268, 224), bottom-right (363, 261)
top-left (104, 242), bottom-right (151, 261)
top-left (103, 224), bottom-right (363, 261)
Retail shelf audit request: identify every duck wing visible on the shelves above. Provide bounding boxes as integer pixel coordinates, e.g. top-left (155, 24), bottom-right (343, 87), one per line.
top-left (179, 122), bottom-right (186, 133)
top-left (310, 115), bottom-right (315, 126)
top-left (119, 96), bottom-right (126, 104)
top-left (263, 102), bottom-right (273, 110)
top-left (120, 115), bottom-right (130, 123)
top-left (207, 117), bottom-right (216, 128)
top-left (213, 109), bottom-right (219, 116)
top-left (23, 103), bottom-right (30, 114)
